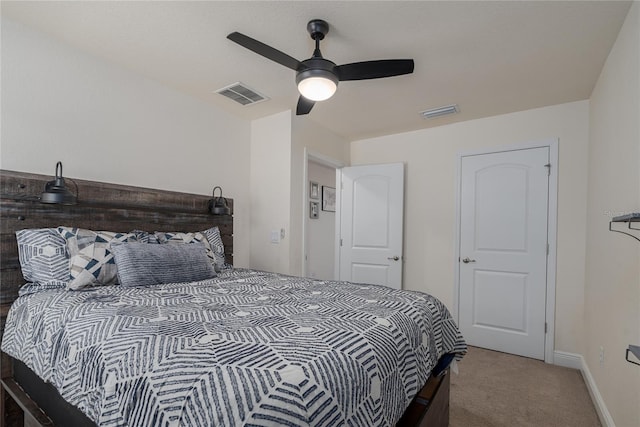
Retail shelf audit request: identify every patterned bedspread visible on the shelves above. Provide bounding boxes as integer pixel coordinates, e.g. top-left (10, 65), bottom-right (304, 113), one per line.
top-left (2, 269), bottom-right (466, 427)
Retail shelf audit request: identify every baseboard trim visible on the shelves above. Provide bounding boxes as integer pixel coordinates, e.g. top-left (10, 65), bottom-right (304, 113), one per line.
top-left (553, 350), bottom-right (582, 369)
top-left (553, 351), bottom-right (616, 427)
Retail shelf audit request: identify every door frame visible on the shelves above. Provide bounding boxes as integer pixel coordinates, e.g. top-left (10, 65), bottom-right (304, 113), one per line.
top-left (453, 138), bottom-right (558, 363)
top-left (302, 148), bottom-right (345, 278)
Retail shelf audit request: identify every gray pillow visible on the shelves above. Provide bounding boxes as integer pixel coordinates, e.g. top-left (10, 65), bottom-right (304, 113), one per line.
top-left (203, 226), bottom-right (229, 271)
top-left (112, 242), bottom-right (216, 287)
top-left (16, 228), bottom-right (70, 288)
top-left (154, 226), bottom-right (227, 272)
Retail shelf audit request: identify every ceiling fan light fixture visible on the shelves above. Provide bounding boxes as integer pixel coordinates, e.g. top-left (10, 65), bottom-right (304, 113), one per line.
top-left (297, 77), bottom-right (337, 101)
top-left (296, 69), bottom-right (338, 101)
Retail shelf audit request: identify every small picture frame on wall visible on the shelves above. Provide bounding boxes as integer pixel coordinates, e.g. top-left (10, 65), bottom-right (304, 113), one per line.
top-left (322, 186), bottom-right (336, 212)
top-left (310, 201), bottom-right (319, 219)
top-left (309, 181), bottom-right (319, 200)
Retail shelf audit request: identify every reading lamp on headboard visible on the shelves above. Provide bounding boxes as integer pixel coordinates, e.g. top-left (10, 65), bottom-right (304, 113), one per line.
top-left (40, 161), bottom-right (77, 205)
top-left (208, 186), bottom-right (231, 215)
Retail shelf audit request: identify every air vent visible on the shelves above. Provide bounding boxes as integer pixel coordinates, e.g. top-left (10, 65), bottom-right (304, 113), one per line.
top-left (215, 82), bottom-right (268, 106)
top-left (420, 104), bottom-right (459, 119)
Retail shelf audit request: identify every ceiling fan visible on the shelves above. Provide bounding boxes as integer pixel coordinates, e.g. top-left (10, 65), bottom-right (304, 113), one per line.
top-left (227, 19), bottom-right (415, 115)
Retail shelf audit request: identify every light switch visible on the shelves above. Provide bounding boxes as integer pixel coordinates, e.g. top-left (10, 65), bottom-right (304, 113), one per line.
top-left (270, 230), bottom-right (280, 244)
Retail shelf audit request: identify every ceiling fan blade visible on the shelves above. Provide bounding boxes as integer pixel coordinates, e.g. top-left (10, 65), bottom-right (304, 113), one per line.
top-left (336, 59), bottom-right (414, 81)
top-left (296, 96), bottom-right (315, 115)
top-left (227, 32), bottom-right (302, 71)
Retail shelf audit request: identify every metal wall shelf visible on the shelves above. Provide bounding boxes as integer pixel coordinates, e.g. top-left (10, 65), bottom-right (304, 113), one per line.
top-left (626, 345), bottom-right (640, 366)
top-left (611, 215), bottom-right (640, 367)
top-left (609, 213), bottom-right (640, 242)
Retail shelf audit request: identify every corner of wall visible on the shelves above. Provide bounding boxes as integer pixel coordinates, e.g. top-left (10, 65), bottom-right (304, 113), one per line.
top-left (553, 350), bottom-right (616, 427)
top-left (583, 3), bottom-right (640, 426)
top-left (249, 111), bottom-right (293, 274)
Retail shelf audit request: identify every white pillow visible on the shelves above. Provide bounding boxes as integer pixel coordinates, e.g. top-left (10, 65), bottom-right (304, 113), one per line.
top-left (57, 227), bottom-right (139, 290)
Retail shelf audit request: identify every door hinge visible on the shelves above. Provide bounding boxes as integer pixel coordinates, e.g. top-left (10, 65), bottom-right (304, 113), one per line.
top-left (545, 322), bottom-right (548, 333)
top-left (544, 163), bottom-right (551, 176)
top-left (547, 243), bottom-right (550, 255)
top-left (340, 238), bottom-right (343, 247)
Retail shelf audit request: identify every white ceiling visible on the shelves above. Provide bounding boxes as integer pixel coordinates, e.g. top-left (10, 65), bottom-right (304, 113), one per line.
top-left (2, 1), bottom-right (632, 140)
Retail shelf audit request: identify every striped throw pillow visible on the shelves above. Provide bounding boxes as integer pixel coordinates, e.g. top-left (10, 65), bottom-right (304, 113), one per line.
top-left (112, 242), bottom-right (216, 287)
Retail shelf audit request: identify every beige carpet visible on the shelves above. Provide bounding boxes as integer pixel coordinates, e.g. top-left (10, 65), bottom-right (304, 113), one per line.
top-left (450, 346), bottom-right (601, 427)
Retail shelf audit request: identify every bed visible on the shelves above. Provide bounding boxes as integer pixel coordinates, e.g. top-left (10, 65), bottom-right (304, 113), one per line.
top-left (0, 169), bottom-right (466, 427)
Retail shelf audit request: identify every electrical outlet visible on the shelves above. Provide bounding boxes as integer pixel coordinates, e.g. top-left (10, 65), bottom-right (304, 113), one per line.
top-left (599, 346), bottom-right (605, 367)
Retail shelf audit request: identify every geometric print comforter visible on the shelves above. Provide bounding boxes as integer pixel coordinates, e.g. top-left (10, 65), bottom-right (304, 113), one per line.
top-left (2, 268), bottom-right (467, 427)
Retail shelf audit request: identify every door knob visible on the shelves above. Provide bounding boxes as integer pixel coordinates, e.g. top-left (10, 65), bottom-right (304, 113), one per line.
top-left (462, 257), bottom-right (476, 264)
top-left (387, 256), bottom-right (400, 261)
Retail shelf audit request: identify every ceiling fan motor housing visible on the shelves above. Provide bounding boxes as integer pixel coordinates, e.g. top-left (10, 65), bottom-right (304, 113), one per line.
top-left (296, 58), bottom-right (339, 85)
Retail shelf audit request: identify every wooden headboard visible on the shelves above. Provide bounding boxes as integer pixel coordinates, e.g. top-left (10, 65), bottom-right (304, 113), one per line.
top-left (0, 169), bottom-right (233, 378)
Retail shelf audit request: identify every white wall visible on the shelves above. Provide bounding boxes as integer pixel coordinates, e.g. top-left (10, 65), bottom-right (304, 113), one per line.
top-left (307, 161), bottom-right (336, 280)
top-left (249, 111), bottom-right (292, 273)
top-left (584, 3), bottom-right (640, 426)
top-left (351, 100), bottom-right (590, 356)
top-left (1, 18), bottom-right (252, 266)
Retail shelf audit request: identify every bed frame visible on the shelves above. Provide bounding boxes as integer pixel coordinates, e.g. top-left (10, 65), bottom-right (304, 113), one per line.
top-left (0, 169), bottom-right (449, 427)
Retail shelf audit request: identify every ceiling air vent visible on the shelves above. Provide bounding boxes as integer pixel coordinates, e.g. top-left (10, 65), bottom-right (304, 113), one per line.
top-left (420, 104), bottom-right (459, 119)
top-left (215, 82), bottom-right (268, 106)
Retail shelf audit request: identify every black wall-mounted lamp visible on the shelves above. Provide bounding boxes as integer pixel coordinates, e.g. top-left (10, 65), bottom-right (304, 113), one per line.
top-left (208, 186), bottom-right (231, 215)
top-left (41, 161), bottom-right (77, 205)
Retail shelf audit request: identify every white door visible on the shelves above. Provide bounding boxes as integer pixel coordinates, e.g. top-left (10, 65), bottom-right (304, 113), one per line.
top-left (459, 147), bottom-right (549, 360)
top-left (337, 163), bottom-right (404, 289)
